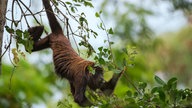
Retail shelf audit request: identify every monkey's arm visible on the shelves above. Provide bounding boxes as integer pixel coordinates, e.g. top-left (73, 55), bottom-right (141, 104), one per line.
top-left (32, 35), bottom-right (50, 52)
top-left (100, 67), bottom-right (126, 95)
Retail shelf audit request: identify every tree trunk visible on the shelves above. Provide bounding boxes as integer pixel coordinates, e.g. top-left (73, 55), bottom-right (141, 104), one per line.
top-left (0, 0), bottom-right (8, 74)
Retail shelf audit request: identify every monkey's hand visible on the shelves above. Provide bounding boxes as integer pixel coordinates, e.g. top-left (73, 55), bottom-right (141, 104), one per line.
top-left (100, 66), bottom-right (126, 96)
top-left (28, 26), bottom-right (44, 41)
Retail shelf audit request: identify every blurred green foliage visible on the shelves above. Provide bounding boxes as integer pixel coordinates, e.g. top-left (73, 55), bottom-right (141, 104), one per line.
top-left (101, 0), bottom-right (153, 47)
top-left (170, 0), bottom-right (192, 13)
top-left (152, 26), bottom-right (192, 86)
top-left (0, 60), bottom-right (56, 108)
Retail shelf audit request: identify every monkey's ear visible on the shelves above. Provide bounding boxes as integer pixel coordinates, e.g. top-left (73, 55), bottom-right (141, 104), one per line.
top-left (28, 26), bottom-right (44, 41)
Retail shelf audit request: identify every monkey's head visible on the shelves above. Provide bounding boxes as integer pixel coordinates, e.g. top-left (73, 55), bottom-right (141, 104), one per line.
top-left (87, 66), bottom-right (104, 90)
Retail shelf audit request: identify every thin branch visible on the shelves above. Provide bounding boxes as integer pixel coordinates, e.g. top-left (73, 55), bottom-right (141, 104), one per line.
top-left (0, 35), bottom-right (12, 59)
top-left (50, 0), bottom-right (69, 20)
top-left (71, 32), bottom-right (81, 55)
top-left (0, 0), bottom-right (16, 59)
top-left (66, 18), bottom-right (69, 39)
top-left (18, 0), bottom-right (41, 26)
top-left (11, 0), bottom-right (15, 27)
top-left (15, 0), bottom-right (30, 27)
top-left (9, 66), bottom-right (16, 90)
top-left (25, 9), bottom-right (44, 16)
top-left (123, 72), bottom-right (142, 95)
top-left (99, 17), bottom-right (114, 63)
top-left (58, 0), bottom-right (90, 34)
top-left (57, 0), bottom-right (78, 22)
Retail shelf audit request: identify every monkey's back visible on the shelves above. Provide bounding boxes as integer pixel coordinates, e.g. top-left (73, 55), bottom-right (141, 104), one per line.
top-left (49, 34), bottom-right (94, 80)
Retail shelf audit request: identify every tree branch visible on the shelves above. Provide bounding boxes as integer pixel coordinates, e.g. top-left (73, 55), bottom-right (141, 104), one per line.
top-left (0, 0), bottom-right (8, 74)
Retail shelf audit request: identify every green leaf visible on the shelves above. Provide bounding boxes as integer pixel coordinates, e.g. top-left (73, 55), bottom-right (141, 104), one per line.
top-left (87, 65), bottom-right (95, 74)
top-left (24, 40), bottom-right (34, 54)
top-left (23, 30), bottom-right (30, 38)
top-left (79, 16), bottom-right (88, 26)
top-left (98, 47), bottom-right (103, 52)
top-left (151, 87), bottom-right (161, 94)
top-left (134, 92), bottom-right (138, 97)
top-left (5, 26), bottom-right (14, 33)
top-left (95, 12), bottom-right (100, 17)
top-left (122, 48), bottom-right (128, 55)
top-left (74, 3), bottom-right (81, 6)
top-left (158, 90), bottom-right (165, 102)
top-left (107, 64), bottom-right (114, 70)
top-left (65, 2), bottom-right (72, 5)
top-left (108, 28), bottom-right (114, 34)
top-left (98, 58), bottom-right (105, 65)
top-left (103, 48), bottom-right (108, 53)
top-left (167, 77), bottom-right (177, 90)
top-left (109, 41), bottom-right (114, 45)
top-left (99, 10), bottom-right (102, 14)
top-left (70, 7), bottom-right (75, 13)
top-left (155, 75), bottom-right (166, 85)
top-left (99, 23), bottom-right (105, 30)
top-left (91, 30), bottom-right (98, 38)
top-left (138, 82), bottom-right (147, 90)
top-left (16, 29), bottom-right (23, 38)
top-left (167, 77), bottom-right (177, 86)
top-left (79, 17), bottom-right (84, 26)
top-left (84, 1), bottom-right (93, 8)
top-left (126, 90), bottom-right (132, 97)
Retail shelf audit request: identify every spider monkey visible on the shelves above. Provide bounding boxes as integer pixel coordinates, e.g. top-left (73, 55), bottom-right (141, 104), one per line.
top-left (27, 0), bottom-right (125, 106)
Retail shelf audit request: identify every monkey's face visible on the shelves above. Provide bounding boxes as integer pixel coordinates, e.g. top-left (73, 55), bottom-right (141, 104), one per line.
top-left (88, 66), bottom-right (104, 90)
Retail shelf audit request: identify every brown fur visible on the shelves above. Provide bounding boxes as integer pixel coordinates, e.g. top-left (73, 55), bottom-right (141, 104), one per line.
top-left (27, 0), bottom-right (124, 106)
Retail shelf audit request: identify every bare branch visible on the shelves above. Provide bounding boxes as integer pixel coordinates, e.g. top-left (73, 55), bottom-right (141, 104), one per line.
top-left (18, 0), bottom-right (42, 26)
top-left (15, 0), bottom-right (30, 27)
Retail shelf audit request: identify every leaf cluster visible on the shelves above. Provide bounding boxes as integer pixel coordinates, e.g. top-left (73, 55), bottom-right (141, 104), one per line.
top-left (5, 26), bottom-right (33, 53)
top-left (89, 76), bottom-right (192, 108)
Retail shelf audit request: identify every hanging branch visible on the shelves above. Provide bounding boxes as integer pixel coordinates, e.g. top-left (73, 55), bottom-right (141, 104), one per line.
top-left (17, 0), bottom-right (42, 26)
top-left (15, 0), bottom-right (30, 27)
top-left (3, 0), bottom-right (101, 60)
top-left (0, 0), bottom-right (15, 60)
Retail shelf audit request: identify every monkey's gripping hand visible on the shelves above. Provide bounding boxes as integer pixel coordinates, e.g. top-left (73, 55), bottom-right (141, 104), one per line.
top-left (26, 26), bottom-right (50, 52)
top-left (99, 67), bottom-right (126, 96)
top-left (28, 26), bottom-right (44, 41)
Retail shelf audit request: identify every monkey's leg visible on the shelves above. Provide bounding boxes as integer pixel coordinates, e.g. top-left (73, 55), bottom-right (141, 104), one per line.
top-left (70, 82), bottom-right (75, 96)
top-left (73, 76), bottom-right (92, 107)
top-left (28, 26), bottom-right (44, 41)
top-left (100, 68), bottom-right (126, 96)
